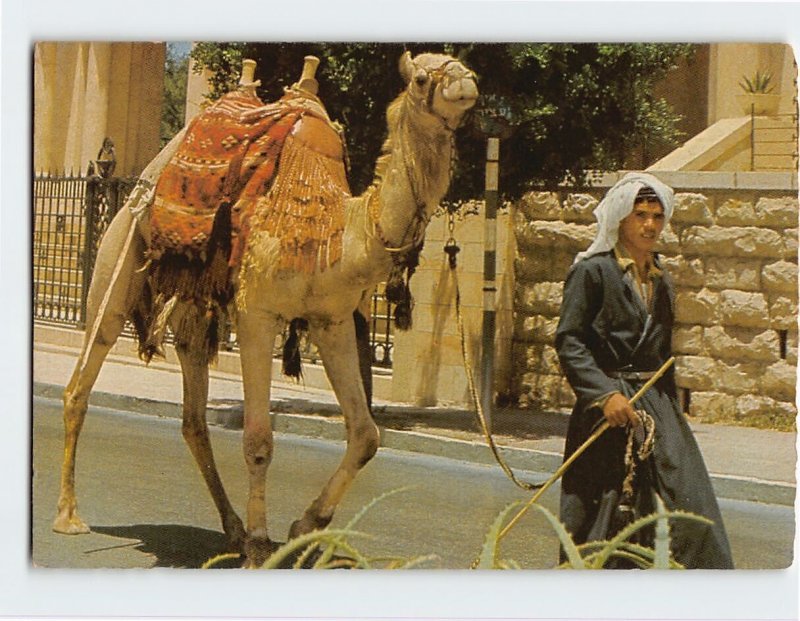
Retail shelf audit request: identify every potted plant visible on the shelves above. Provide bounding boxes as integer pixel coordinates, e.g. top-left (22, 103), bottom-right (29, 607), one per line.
top-left (737, 70), bottom-right (781, 115)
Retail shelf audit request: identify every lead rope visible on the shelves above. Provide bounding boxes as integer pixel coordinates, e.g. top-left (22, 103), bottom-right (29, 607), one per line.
top-left (445, 210), bottom-right (543, 492)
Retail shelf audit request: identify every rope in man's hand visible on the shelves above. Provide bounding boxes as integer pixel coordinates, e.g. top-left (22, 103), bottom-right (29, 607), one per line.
top-left (496, 356), bottom-right (675, 542)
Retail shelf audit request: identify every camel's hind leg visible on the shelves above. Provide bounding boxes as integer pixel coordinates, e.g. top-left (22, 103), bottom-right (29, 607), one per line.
top-left (170, 305), bottom-right (246, 552)
top-left (289, 317), bottom-right (380, 539)
top-left (53, 207), bottom-right (146, 534)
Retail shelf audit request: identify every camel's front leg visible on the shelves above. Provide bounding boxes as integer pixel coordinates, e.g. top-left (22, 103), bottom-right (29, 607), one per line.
top-left (54, 207), bottom-right (146, 535)
top-left (237, 309), bottom-right (282, 567)
top-left (289, 318), bottom-right (380, 538)
top-left (171, 305), bottom-right (245, 552)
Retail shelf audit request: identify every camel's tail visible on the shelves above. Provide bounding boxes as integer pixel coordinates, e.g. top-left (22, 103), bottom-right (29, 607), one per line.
top-left (282, 318), bottom-right (308, 380)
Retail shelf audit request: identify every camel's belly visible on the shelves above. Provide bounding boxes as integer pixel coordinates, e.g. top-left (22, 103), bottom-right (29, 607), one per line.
top-left (237, 266), bottom-right (374, 324)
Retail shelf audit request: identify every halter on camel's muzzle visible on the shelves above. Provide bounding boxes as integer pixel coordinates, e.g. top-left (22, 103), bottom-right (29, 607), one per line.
top-left (411, 58), bottom-right (477, 131)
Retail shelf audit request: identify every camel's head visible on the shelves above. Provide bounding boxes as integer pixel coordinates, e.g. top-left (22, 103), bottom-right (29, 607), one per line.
top-left (399, 51), bottom-right (478, 130)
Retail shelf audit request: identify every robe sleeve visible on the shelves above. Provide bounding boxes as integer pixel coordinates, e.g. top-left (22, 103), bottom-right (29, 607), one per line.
top-left (555, 260), bottom-right (620, 410)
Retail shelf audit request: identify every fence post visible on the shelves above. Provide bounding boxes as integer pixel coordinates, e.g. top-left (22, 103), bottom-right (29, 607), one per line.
top-left (750, 103), bottom-right (755, 171)
top-left (80, 176), bottom-right (97, 329)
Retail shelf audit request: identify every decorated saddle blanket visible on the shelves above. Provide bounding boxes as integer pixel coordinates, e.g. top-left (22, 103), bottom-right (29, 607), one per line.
top-left (150, 89), bottom-right (350, 273)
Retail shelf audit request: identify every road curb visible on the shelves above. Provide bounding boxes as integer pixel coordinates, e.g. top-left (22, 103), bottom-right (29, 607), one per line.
top-left (34, 381), bottom-right (795, 506)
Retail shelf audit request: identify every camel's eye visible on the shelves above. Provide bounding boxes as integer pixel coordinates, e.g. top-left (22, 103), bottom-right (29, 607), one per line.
top-left (414, 71), bottom-right (429, 87)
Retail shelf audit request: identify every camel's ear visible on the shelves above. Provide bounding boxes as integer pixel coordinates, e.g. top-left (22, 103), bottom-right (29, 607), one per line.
top-left (399, 51), bottom-right (414, 84)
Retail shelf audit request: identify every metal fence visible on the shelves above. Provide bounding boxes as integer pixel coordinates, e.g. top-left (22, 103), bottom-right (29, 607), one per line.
top-left (750, 111), bottom-right (799, 171)
top-left (32, 173), bottom-right (395, 368)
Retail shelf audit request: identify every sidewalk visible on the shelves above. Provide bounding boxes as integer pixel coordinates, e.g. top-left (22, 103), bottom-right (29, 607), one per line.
top-left (33, 324), bottom-right (797, 506)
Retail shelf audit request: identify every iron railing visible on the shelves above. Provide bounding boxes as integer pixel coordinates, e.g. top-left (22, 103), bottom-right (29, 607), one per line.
top-left (33, 174), bottom-right (136, 326)
top-left (750, 110), bottom-right (799, 172)
top-left (32, 172), bottom-right (395, 367)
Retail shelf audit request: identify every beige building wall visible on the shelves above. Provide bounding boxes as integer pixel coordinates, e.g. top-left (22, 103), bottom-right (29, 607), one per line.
top-left (33, 42), bottom-right (165, 176)
top-left (391, 207), bottom-right (515, 407)
top-left (708, 43), bottom-right (796, 122)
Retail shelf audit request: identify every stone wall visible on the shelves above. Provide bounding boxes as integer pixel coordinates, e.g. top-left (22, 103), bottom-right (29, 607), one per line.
top-left (512, 172), bottom-right (798, 430)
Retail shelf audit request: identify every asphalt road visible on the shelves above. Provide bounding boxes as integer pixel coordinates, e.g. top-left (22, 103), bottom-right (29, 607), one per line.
top-left (32, 396), bottom-right (794, 569)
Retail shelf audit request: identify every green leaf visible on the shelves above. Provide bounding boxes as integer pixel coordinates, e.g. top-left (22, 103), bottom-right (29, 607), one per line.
top-left (530, 503), bottom-right (586, 569)
top-left (475, 502), bottom-right (523, 569)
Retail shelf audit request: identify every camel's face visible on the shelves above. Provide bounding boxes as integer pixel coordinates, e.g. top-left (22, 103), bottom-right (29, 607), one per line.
top-left (400, 52), bottom-right (478, 128)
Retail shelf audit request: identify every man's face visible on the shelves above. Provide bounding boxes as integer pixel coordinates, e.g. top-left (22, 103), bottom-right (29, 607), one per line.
top-left (618, 199), bottom-right (665, 256)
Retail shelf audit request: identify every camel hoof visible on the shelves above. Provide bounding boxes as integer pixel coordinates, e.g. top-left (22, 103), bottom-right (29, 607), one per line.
top-left (242, 535), bottom-right (279, 569)
top-left (288, 515), bottom-right (329, 540)
top-left (52, 513), bottom-right (90, 535)
top-left (224, 518), bottom-right (247, 553)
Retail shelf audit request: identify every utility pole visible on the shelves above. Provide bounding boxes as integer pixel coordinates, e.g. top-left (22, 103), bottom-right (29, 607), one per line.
top-left (481, 137), bottom-right (500, 431)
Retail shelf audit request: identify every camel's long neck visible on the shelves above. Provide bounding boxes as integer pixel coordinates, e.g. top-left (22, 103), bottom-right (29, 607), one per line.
top-left (370, 94), bottom-right (453, 249)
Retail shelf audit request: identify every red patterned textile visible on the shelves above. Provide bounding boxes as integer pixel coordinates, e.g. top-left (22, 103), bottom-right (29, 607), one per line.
top-left (150, 91), bottom-right (301, 264)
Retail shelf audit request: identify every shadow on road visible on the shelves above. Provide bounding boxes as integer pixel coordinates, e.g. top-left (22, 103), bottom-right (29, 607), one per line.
top-left (90, 524), bottom-right (317, 569)
top-left (91, 524), bottom-right (235, 568)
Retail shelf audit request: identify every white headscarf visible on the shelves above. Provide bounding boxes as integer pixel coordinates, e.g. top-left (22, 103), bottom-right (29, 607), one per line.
top-left (574, 172), bottom-right (674, 263)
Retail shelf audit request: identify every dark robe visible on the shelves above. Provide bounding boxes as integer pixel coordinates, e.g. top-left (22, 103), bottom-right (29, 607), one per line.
top-left (555, 250), bottom-right (734, 569)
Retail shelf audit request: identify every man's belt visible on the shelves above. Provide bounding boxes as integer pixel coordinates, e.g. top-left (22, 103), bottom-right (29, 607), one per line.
top-left (606, 370), bottom-right (658, 381)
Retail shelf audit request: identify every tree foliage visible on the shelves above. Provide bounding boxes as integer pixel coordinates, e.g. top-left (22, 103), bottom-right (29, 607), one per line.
top-left (160, 43), bottom-right (189, 148)
top-left (190, 42), bottom-right (695, 199)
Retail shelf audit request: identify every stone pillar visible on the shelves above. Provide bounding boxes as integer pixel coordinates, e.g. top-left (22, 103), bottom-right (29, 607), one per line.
top-left (80, 42), bottom-right (112, 174)
top-left (63, 43), bottom-right (89, 175)
top-left (185, 50), bottom-right (212, 124)
top-left (134, 42), bottom-right (166, 174)
top-left (107, 43), bottom-right (133, 174)
top-left (33, 42), bottom-right (58, 173)
top-left (32, 41), bottom-right (165, 177)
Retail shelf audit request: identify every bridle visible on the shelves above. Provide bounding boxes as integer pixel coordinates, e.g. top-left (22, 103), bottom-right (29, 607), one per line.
top-left (416, 58), bottom-right (477, 132)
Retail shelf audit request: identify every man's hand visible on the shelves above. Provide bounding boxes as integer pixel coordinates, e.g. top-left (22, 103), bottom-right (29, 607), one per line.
top-left (602, 392), bottom-right (642, 428)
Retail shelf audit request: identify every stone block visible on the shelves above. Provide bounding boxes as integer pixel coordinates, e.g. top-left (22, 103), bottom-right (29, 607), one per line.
top-left (782, 228), bottom-right (798, 261)
top-left (517, 281), bottom-right (564, 316)
top-left (514, 314), bottom-right (559, 345)
top-left (674, 356), bottom-right (716, 391)
top-left (703, 325), bottom-right (780, 363)
top-left (562, 193), bottom-right (598, 223)
top-left (769, 294), bottom-right (798, 330)
top-left (762, 260), bottom-right (798, 294)
top-left (672, 193), bottom-right (713, 225)
top-left (675, 289), bottom-right (720, 326)
top-left (655, 223), bottom-right (680, 255)
top-left (712, 360), bottom-right (762, 395)
top-left (715, 198), bottom-right (757, 226)
top-left (661, 256), bottom-right (705, 288)
top-left (519, 342), bottom-right (563, 375)
top-left (760, 360), bottom-right (797, 401)
top-left (681, 225), bottom-right (785, 258)
top-left (514, 250), bottom-right (574, 282)
top-left (735, 394), bottom-right (797, 426)
top-left (704, 257), bottom-right (761, 291)
top-left (519, 372), bottom-right (574, 408)
top-left (518, 192), bottom-right (562, 221)
top-left (755, 196), bottom-right (799, 228)
top-left (516, 220), bottom-right (596, 254)
top-left (787, 330), bottom-right (798, 366)
top-left (719, 290), bottom-right (770, 328)
top-left (688, 391), bottom-right (736, 420)
top-left (672, 326), bottom-right (704, 355)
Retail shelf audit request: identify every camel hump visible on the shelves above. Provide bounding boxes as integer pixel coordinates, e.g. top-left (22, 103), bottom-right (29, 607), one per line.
top-left (290, 114), bottom-right (344, 160)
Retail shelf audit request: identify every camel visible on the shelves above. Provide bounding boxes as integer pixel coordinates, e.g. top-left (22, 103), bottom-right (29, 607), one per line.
top-left (52, 51), bottom-right (478, 566)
